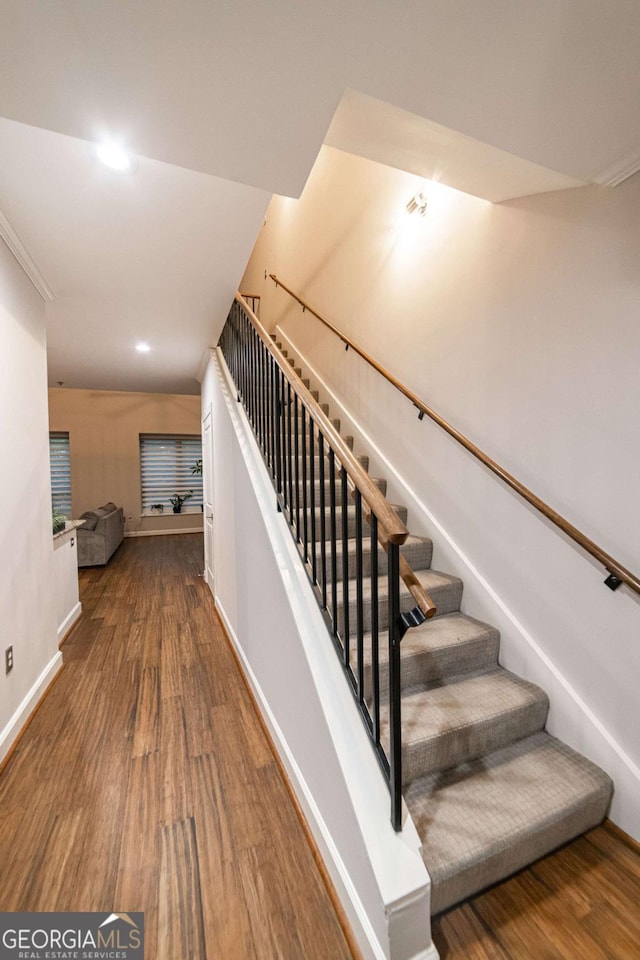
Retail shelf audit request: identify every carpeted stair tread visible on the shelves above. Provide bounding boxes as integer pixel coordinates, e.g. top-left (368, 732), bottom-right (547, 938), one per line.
top-left (362, 613), bottom-right (500, 689)
top-left (389, 668), bottom-right (549, 782)
top-left (405, 731), bottom-right (613, 914)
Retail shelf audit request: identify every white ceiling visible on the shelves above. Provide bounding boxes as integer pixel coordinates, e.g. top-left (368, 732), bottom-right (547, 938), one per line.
top-left (0, 118), bottom-right (269, 394)
top-left (325, 91), bottom-right (585, 203)
top-left (1, 0), bottom-right (639, 393)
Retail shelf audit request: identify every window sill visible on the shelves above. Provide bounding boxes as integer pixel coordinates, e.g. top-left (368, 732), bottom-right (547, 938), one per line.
top-left (140, 508), bottom-right (203, 518)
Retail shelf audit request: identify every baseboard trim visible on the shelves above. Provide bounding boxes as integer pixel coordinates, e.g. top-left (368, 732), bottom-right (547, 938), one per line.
top-left (0, 651), bottom-right (64, 773)
top-left (57, 602), bottom-right (82, 646)
top-left (124, 528), bottom-right (202, 538)
top-left (604, 818), bottom-right (640, 857)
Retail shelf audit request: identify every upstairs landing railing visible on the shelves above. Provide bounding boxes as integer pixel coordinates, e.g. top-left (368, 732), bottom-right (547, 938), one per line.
top-left (219, 294), bottom-right (434, 829)
top-left (269, 274), bottom-right (640, 599)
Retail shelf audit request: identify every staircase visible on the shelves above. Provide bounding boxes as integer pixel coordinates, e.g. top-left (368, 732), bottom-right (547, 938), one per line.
top-left (273, 337), bottom-right (613, 915)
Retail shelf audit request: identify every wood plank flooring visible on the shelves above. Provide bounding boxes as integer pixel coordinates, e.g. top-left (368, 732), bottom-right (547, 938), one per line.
top-left (431, 821), bottom-right (640, 959)
top-left (0, 534), bottom-right (354, 960)
top-left (2, 534), bottom-right (639, 959)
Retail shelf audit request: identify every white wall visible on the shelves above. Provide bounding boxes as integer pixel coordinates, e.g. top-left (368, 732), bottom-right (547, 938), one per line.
top-left (241, 147), bottom-right (640, 838)
top-left (201, 350), bottom-right (436, 960)
top-left (0, 239), bottom-right (60, 764)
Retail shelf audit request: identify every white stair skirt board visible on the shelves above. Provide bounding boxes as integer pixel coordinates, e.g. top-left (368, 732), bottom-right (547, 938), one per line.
top-left (0, 652), bottom-right (63, 767)
top-left (57, 601), bottom-right (82, 645)
top-left (211, 349), bottom-right (436, 960)
top-left (275, 323), bottom-right (640, 843)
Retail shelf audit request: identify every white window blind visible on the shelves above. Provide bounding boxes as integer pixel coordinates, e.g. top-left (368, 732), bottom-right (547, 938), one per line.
top-left (139, 434), bottom-right (203, 512)
top-left (50, 432), bottom-right (72, 515)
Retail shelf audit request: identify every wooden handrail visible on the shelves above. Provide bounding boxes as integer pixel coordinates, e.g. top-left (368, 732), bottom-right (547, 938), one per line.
top-left (235, 293), bottom-right (437, 621)
top-left (269, 275), bottom-right (640, 597)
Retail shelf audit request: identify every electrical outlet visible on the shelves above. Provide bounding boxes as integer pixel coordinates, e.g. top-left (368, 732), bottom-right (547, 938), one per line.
top-left (5, 646), bottom-right (13, 674)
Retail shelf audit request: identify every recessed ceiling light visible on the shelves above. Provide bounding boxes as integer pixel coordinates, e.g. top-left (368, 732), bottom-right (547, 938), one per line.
top-left (97, 142), bottom-right (132, 171)
top-left (135, 342), bottom-right (151, 353)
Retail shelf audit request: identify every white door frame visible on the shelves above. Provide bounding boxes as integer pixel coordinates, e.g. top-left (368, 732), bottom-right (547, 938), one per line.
top-left (202, 404), bottom-right (215, 596)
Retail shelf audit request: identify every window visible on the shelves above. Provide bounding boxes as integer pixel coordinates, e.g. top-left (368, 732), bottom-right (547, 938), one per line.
top-left (50, 431), bottom-right (72, 515)
top-left (139, 434), bottom-right (203, 513)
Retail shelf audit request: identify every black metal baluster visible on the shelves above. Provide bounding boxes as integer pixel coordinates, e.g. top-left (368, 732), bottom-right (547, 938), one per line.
top-left (279, 371), bottom-right (286, 507)
top-left (309, 419), bottom-right (317, 583)
top-left (244, 314), bottom-right (251, 418)
top-left (341, 465), bottom-right (350, 667)
top-left (249, 323), bottom-right (256, 428)
top-left (301, 405), bottom-right (308, 561)
top-left (318, 433), bottom-right (327, 609)
top-left (230, 308), bottom-right (237, 387)
top-left (371, 513), bottom-right (380, 745)
top-left (355, 489), bottom-right (364, 703)
top-left (387, 542), bottom-right (403, 832)
top-left (261, 341), bottom-right (268, 456)
top-left (294, 395), bottom-right (300, 541)
top-left (275, 367), bottom-right (283, 496)
top-left (239, 309), bottom-right (245, 402)
top-left (268, 355), bottom-right (276, 480)
top-left (257, 339), bottom-right (264, 452)
top-left (286, 380), bottom-right (293, 520)
top-left (329, 449), bottom-right (338, 632)
top-left (239, 309), bottom-right (245, 400)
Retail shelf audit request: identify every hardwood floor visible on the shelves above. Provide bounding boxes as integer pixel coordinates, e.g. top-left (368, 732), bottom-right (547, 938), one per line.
top-left (2, 534), bottom-right (639, 959)
top-left (432, 821), bottom-right (640, 959)
top-left (0, 534), bottom-right (354, 960)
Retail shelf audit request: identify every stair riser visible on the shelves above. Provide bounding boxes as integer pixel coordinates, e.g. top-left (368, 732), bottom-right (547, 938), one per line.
top-left (310, 505), bottom-right (408, 539)
top-left (399, 697), bottom-right (549, 785)
top-left (335, 577), bottom-right (463, 634)
top-left (278, 453), bottom-right (369, 476)
top-left (319, 539), bottom-right (433, 580)
top-left (288, 476), bottom-right (387, 508)
top-left (356, 631), bottom-right (500, 694)
top-left (287, 418), bottom-right (341, 436)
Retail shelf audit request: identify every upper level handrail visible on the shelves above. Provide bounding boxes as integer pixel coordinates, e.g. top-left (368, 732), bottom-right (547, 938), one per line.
top-left (236, 293), bottom-right (437, 619)
top-left (269, 274), bottom-right (640, 597)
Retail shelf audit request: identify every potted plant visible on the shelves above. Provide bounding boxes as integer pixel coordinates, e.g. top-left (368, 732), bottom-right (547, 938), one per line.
top-left (191, 458), bottom-right (203, 510)
top-left (52, 509), bottom-right (67, 534)
top-left (170, 491), bottom-right (192, 514)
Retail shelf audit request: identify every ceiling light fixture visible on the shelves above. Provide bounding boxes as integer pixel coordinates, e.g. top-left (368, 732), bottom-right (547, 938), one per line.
top-left (96, 142), bottom-right (132, 171)
top-left (406, 191), bottom-right (428, 216)
top-left (135, 342), bottom-right (151, 353)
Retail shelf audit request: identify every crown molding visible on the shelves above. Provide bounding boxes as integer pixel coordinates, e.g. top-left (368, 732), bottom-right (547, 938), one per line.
top-left (0, 207), bottom-right (54, 302)
top-left (592, 147), bottom-right (640, 188)
top-left (196, 346), bottom-right (216, 383)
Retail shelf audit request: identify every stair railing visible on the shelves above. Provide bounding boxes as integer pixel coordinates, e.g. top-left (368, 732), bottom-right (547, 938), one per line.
top-left (269, 274), bottom-right (640, 598)
top-left (219, 293), bottom-right (435, 830)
